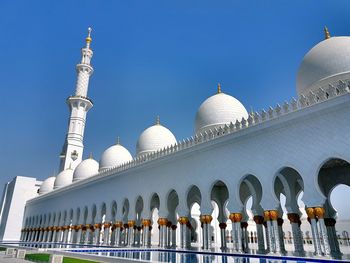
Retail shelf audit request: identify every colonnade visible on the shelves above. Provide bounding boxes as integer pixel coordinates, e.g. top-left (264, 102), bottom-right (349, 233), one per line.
top-left (21, 157), bottom-right (350, 258)
top-left (21, 206), bottom-right (344, 258)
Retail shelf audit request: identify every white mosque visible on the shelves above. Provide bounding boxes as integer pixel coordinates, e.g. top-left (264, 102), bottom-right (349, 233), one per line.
top-left (1, 27), bottom-right (350, 259)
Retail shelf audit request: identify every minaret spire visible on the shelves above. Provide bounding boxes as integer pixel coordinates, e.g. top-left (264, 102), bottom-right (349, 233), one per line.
top-left (86, 27), bottom-right (92, 49)
top-left (59, 28), bottom-right (94, 172)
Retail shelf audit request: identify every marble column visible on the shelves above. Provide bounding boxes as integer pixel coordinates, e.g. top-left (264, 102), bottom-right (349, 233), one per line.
top-left (113, 222), bottom-right (123, 246)
top-left (158, 218), bottom-right (168, 248)
top-left (241, 222), bottom-right (249, 252)
top-left (75, 225), bottom-right (83, 244)
top-left (314, 207), bottom-right (331, 256)
top-left (142, 219), bottom-right (151, 247)
top-left (62, 226), bottom-right (69, 243)
top-left (38, 228), bottom-right (44, 242)
top-left (219, 223), bottom-right (227, 250)
top-left (324, 218), bottom-right (341, 256)
top-left (287, 213), bottom-right (305, 256)
top-left (171, 225), bottom-right (177, 248)
top-left (277, 218), bottom-right (286, 254)
top-left (253, 215), bottom-right (266, 253)
top-left (269, 210), bottom-right (282, 254)
top-left (263, 211), bottom-right (275, 253)
top-left (69, 226), bottom-right (76, 243)
top-left (200, 215), bottom-right (213, 250)
top-left (94, 223), bottom-right (102, 245)
top-left (127, 220), bottom-right (136, 246)
top-left (103, 223), bottom-right (111, 245)
top-left (51, 227), bottom-right (58, 243)
top-left (229, 213), bottom-right (243, 253)
top-left (83, 225), bottom-right (90, 244)
top-left (123, 223), bottom-right (129, 246)
top-left (166, 221), bottom-right (172, 247)
top-left (306, 207), bottom-right (323, 256)
top-left (178, 217), bottom-right (189, 249)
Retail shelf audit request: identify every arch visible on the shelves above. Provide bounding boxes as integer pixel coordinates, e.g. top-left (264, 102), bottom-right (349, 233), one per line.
top-left (238, 174), bottom-right (263, 215)
top-left (150, 193), bottom-right (160, 212)
top-left (166, 189), bottom-right (179, 223)
top-left (210, 180), bottom-right (229, 223)
top-left (122, 198), bottom-right (130, 222)
top-left (110, 200), bottom-right (117, 222)
top-left (273, 166), bottom-right (305, 215)
top-left (186, 185), bottom-right (202, 211)
top-left (135, 195), bottom-right (144, 222)
top-left (318, 158), bottom-right (350, 195)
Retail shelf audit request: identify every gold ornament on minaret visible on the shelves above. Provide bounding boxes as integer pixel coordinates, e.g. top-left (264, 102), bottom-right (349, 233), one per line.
top-left (86, 27), bottom-right (92, 43)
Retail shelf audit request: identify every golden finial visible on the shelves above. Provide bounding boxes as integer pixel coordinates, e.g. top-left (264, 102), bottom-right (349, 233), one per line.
top-left (89, 152), bottom-right (93, 159)
top-left (324, 26), bottom-right (330, 39)
top-left (86, 27), bottom-right (92, 46)
top-left (217, 83), bottom-right (221, 94)
top-left (156, 116), bottom-right (160, 125)
top-left (116, 136), bottom-right (120, 145)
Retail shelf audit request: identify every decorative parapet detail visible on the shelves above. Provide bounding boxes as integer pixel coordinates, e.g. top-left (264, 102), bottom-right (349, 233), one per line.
top-left (56, 82), bottom-right (350, 187)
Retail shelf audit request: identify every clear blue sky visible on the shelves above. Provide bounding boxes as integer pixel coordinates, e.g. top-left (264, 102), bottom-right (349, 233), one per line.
top-left (0, 1), bottom-right (349, 217)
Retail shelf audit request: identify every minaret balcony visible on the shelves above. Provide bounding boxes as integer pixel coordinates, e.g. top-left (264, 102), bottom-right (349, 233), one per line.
top-left (66, 95), bottom-right (93, 111)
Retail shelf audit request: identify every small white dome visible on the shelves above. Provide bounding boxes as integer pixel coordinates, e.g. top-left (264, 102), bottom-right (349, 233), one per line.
top-left (136, 120), bottom-right (177, 157)
top-left (99, 143), bottom-right (133, 171)
top-left (195, 90), bottom-right (248, 134)
top-left (39, 176), bottom-right (56, 195)
top-left (54, 168), bottom-right (73, 189)
top-left (73, 157), bottom-right (99, 181)
top-left (297, 36), bottom-right (350, 96)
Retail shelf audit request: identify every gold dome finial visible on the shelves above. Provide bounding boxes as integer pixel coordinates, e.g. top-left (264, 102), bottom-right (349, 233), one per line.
top-left (86, 27), bottom-right (92, 47)
top-left (156, 115), bottom-right (160, 125)
top-left (89, 152), bottom-right (93, 159)
top-left (324, 26), bottom-right (330, 39)
top-left (116, 136), bottom-right (120, 145)
top-left (217, 83), bottom-right (221, 94)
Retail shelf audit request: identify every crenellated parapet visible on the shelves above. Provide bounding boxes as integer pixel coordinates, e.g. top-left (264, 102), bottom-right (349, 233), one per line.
top-left (96, 82), bottom-right (350, 179)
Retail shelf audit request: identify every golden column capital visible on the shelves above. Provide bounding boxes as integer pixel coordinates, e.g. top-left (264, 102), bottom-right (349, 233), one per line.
top-left (94, 223), bottom-right (102, 229)
top-left (178, 217), bottom-right (189, 225)
top-left (128, 220), bottom-right (136, 228)
top-left (200, 215), bottom-right (213, 224)
top-left (103, 223), bottom-right (111, 228)
top-left (229, 213), bottom-right (243, 223)
top-left (269, 210), bottom-right (279, 220)
top-left (306, 207), bottom-right (315, 219)
top-left (142, 219), bottom-right (152, 227)
top-left (158, 218), bottom-right (168, 226)
top-left (114, 221), bottom-right (123, 228)
top-left (314, 207), bottom-right (325, 219)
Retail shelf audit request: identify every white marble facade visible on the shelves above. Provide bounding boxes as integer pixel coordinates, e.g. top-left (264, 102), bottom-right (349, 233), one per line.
top-left (5, 28), bottom-right (350, 258)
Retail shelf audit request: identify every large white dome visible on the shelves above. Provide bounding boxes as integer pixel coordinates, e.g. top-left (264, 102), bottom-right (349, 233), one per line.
top-left (54, 168), bottom-right (73, 189)
top-left (39, 176), bottom-right (56, 195)
top-left (99, 143), bottom-right (133, 171)
top-left (73, 157), bottom-right (99, 181)
top-left (195, 90), bottom-right (248, 134)
top-left (136, 120), bottom-right (177, 157)
top-left (297, 36), bottom-right (350, 96)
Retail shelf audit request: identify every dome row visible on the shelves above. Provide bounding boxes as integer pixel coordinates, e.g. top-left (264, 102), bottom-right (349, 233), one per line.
top-left (39, 89), bottom-right (249, 195)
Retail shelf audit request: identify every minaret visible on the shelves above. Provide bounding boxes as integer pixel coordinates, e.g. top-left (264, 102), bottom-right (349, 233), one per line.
top-left (59, 28), bottom-right (94, 172)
